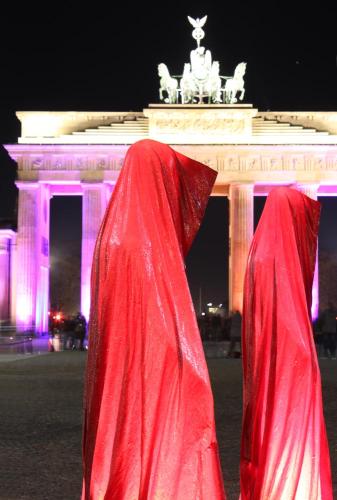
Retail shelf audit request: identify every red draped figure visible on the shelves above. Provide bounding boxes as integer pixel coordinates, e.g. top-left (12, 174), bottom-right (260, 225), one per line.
top-left (240, 187), bottom-right (333, 499)
top-left (82, 139), bottom-right (226, 500)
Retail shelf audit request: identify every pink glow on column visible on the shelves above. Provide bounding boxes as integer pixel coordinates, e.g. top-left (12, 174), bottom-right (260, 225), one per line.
top-left (81, 284), bottom-right (91, 322)
top-left (312, 261), bottom-right (319, 320)
top-left (15, 182), bottom-right (39, 331)
top-left (35, 266), bottom-right (49, 332)
top-left (16, 296), bottom-right (34, 325)
top-left (0, 231), bottom-right (14, 323)
top-left (35, 184), bottom-right (51, 334)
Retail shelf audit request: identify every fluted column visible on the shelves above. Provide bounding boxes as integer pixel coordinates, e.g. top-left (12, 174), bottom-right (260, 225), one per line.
top-left (0, 230), bottom-right (15, 322)
top-left (15, 182), bottom-right (39, 329)
top-left (35, 183), bottom-right (51, 333)
top-left (10, 232), bottom-right (17, 324)
top-left (229, 183), bottom-right (254, 313)
top-left (81, 183), bottom-right (110, 320)
top-left (297, 183), bottom-right (320, 320)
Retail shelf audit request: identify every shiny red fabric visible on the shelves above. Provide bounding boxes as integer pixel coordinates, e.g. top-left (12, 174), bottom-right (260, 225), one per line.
top-left (240, 187), bottom-right (333, 499)
top-left (82, 139), bottom-right (226, 499)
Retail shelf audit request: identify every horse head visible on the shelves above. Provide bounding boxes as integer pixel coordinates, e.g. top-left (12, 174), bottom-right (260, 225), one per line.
top-left (234, 62), bottom-right (247, 79)
top-left (158, 63), bottom-right (169, 78)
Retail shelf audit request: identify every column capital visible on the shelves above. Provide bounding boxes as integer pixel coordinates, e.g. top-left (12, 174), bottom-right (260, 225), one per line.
top-left (228, 182), bottom-right (254, 198)
top-left (229, 182), bottom-right (255, 187)
top-left (296, 182), bottom-right (320, 200)
top-left (0, 229), bottom-right (16, 240)
top-left (15, 181), bottom-right (39, 191)
top-left (81, 182), bottom-right (103, 188)
top-left (102, 180), bottom-right (116, 187)
top-left (296, 182), bottom-right (320, 189)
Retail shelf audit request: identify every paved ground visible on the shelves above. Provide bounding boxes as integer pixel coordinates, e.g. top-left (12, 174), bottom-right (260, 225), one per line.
top-left (0, 351), bottom-right (335, 500)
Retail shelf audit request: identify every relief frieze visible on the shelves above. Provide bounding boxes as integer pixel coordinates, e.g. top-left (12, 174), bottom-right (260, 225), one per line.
top-left (153, 118), bottom-right (245, 134)
top-left (13, 149), bottom-right (337, 178)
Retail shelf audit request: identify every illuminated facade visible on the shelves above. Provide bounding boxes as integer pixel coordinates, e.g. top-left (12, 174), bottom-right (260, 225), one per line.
top-left (3, 105), bottom-right (337, 332)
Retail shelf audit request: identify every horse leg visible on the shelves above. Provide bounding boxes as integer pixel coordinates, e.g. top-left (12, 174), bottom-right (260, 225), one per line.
top-left (225, 84), bottom-right (231, 104)
top-left (230, 88), bottom-right (237, 104)
top-left (183, 92), bottom-right (187, 104)
top-left (226, 89), bottom-right (232, 104)
top-left (169, 88), bottom-right (176, 104)
top-left (215, 86), bottom-right (222, 103)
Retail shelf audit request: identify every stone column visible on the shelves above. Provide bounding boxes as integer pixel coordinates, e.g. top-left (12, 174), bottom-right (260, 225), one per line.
top-left (81, 183), bottom-right (110, 320)
top-left (0, 230), bottom-right (15, 323)
top-left (10, 232), bottom-right (17, 325)
top-left (35, 183), bottom-right (51, 333)
top-left (15, 182), bottom-right (39, 329)
top-left (297, 183), bottom-right (320, 320)
top-left (228, 184), bottom-right (254, 313)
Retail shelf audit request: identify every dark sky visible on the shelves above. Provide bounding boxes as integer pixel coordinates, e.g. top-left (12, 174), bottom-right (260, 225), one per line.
top-left (0, 1), bottom-right (336, 310)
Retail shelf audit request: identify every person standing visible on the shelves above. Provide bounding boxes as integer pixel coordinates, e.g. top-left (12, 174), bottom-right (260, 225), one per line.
top-left (74, 312), bottom-right (87, 351)
top-left (226, 310), bottom-right (242, 358)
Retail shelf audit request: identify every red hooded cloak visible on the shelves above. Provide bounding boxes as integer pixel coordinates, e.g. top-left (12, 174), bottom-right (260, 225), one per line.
top-left (82, 139), bottom-right (226, 499)
top-left (240, 187), bottom-right (332, 499)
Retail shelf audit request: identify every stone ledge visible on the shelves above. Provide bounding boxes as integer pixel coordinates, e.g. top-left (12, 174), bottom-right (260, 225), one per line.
top-left (144, 105), bottom-right (258, 144)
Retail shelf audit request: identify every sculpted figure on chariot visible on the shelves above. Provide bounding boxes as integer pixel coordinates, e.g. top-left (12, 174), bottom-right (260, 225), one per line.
top-left (158, 15), bottom-right (247, 105)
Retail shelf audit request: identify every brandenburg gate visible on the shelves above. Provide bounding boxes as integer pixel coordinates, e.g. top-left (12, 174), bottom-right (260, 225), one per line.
top-left (2, 105), bottom-right (337, 333)
top-left (2, 15), bottom-right (337, 332)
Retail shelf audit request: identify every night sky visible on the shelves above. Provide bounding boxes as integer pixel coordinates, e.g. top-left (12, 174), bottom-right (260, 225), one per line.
top-left (0, 1), bottom-right (336, 311)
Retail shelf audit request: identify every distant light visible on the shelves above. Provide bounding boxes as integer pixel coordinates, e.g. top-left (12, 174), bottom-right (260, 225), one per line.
top-left (201, 312), bottom-right (206, 316)
top-left (55, 313), bottom-right (62, 321)
top-left (9, 336), bottom-right (13, 340)
top-left (219, 303), bottom-right (223, 307)
top-left (207, 302), bottom-right (212, 307)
